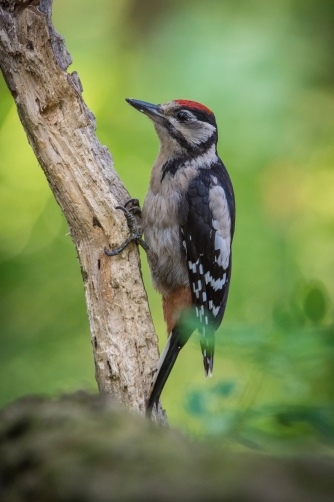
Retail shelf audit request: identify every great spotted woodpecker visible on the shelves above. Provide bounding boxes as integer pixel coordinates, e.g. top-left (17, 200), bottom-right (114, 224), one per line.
top-left (105, 98), bottom-right (235, 417)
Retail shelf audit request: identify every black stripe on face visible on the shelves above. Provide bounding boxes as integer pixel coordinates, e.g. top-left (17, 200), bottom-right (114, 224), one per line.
top-left (161, 157), bottom-right (183, 181)
top-left (164, 121), bottom-right (218, 156)
top-left (160, 132), bottom-right (218, 182)
top-left (180, 107), bottom-right (217, 128)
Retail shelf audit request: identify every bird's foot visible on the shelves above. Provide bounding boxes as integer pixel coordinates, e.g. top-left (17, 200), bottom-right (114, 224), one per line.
top-left (104, 199), bottom-right (149, 256)
top-left (124, 198), bottom-right (142, 217)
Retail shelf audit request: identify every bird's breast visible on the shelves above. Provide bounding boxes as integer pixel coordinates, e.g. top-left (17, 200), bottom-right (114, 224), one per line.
top-left (142, 185), bottom-right (189, 296)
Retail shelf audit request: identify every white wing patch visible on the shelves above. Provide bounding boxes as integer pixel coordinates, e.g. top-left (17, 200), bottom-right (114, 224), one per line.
top-left (209, 184), bottom-right (231, 270)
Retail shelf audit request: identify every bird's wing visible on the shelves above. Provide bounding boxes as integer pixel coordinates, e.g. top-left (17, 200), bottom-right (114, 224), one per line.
top-left (180, 164), bottom-right (234, 376)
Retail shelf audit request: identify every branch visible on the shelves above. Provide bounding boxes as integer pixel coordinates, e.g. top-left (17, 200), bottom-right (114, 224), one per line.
top-left (0, 0), bottom-right (164, 419)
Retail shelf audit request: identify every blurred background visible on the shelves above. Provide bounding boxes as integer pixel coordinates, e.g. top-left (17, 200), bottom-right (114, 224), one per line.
top-left (1, 0), bottom-right (334, 450)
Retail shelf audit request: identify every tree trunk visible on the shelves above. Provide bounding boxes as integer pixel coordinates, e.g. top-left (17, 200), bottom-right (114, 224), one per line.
top-left (0, 0), bottom-right (164, 419)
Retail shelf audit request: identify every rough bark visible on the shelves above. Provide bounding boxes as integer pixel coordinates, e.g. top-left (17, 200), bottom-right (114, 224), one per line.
top-left (0, 0), bottom-right (163, 418)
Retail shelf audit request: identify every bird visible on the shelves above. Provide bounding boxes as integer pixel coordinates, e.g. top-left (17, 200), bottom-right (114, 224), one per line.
top-left (105, 98), bottom-right (235, 417)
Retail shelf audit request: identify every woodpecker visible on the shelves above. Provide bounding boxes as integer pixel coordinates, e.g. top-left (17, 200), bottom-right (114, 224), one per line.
top-left (105, 98), bottom-right (235, 417)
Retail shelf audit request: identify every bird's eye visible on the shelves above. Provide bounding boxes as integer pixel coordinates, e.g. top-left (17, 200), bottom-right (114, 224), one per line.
top-left (176, 111), bottom-right (190, 122)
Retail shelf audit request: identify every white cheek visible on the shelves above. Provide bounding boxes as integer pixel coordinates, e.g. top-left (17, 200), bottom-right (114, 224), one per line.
top-left (172, 119), bottom-right (215, 145)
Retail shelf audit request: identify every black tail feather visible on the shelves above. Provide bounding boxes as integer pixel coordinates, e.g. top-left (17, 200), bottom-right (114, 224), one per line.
top-left (200, 328), bottom-right (215, 377)
top-left (146, 327), bottom-right (185, 417)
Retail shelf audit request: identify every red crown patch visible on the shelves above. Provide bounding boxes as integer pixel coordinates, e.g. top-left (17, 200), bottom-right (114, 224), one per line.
top-left (175, 100), bottom-right (213, 114)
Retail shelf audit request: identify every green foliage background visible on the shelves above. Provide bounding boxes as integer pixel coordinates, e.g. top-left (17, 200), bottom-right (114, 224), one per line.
top-left (1, 0), bottom-right (334, 450)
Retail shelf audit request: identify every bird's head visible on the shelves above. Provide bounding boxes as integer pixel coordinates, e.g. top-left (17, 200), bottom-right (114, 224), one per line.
top-left (126, 98), bottom-right (218, 156)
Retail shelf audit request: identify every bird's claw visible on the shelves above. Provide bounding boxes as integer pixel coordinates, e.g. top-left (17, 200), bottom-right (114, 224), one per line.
top-left (124, 198), bottom-right (142, 216)
top-left (104, 199), bottom-right (149, 257)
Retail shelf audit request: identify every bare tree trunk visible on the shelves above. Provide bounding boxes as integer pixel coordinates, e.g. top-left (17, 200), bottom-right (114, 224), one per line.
top-left (0, 0), bottom-right (164, 419)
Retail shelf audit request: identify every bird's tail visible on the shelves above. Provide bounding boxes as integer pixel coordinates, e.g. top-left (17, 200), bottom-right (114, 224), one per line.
top-left (200, 327), bottom-right (215, 377)
top-left (146, 325), bottom-right (189, 417)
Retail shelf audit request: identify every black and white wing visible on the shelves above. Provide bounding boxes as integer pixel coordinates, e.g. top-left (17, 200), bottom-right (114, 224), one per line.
top-left (180, 162), bottom-right (235, 376)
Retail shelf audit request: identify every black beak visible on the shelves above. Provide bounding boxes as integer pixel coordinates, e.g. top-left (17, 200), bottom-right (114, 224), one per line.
top-left (126, 98), bottom-right (163, 122)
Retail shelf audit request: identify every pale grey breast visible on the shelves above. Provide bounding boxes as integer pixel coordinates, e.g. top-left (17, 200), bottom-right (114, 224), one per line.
top-left (142, 162), bottom-right (198, 297)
